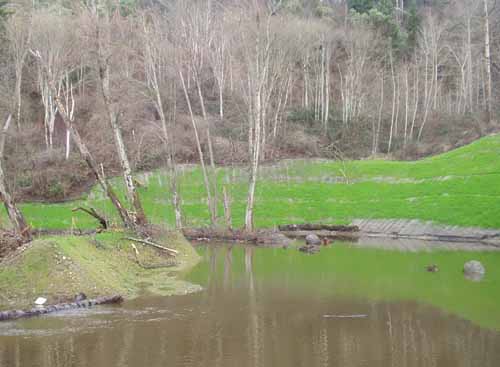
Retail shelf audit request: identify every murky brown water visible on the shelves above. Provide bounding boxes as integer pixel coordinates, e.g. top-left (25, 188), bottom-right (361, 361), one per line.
top-left (0, 244), bottom-right (499, 367)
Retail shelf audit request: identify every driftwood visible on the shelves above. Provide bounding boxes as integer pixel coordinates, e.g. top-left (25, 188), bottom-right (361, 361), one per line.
top-left (125, 237), bottom-right (178, 256)
top-left (0, 295), bottom-right (123, 322)
top-left (278, 224), bottom-right (359, 232)
top-left (130, 243), bottom-right (178, 269)
top-left (72, 207), bottom-right (108, 229)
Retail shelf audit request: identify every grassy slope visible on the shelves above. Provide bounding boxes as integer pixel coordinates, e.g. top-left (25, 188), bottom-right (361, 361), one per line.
top-left (0, 231), bottom-right (200, 308)
top-left (14, 134), bottom-right (500, 231)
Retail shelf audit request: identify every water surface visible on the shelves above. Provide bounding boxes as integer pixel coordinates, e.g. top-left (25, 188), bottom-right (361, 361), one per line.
top-left (0, 243), bottom-right (499, 367)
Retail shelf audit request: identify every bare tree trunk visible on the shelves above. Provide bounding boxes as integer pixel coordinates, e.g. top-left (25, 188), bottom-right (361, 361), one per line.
top-left (30, 46), bottom-right (136, 229)
top-left (179, 70), bottom-right (215, 225)
top-left (169, 84), bottom-right (183, 229)
top-left (97, 21), bottom-right (146, 226)
top-left (418, 47), bottom-right (435, 141)
top-left (0, 115), bottom-right (31, 241)
top-left (6, 14), bottom-right (32, 129)
top-left (303, 52), bottom-right (309, 109)
top-left (374, 72), bottom-right (384, 155)
top-left (388, 50), bottom-right (396, 153)
top-left (410, 60), bottom-right (419, 140)
top-left (61, 72), bottom-right (74, 160)
top-left (466, 17), bottom-right (473, 112)
top-left (394, 70), bottom-right (401, 140)
top-left (244, 13), bottom-right (267, 232)
top-left (58, 99), bottom-right (135, 228)
top-left (245, 92), bottom-right (261, 232)
top-left (14, 73), bottom-right (23, 129)
top-left (142, 19), bottom-right (183, 229)
top-left (195, 77), bottom-right (218, 224)
top-left (483, 0), bottom-right (492, 123)
top-left (99, 66), bottom-right (146, 226)
top-left (323, 44), bottom-right (330, 134)
top-left (155, 80), bottom-right (183, 229)
top-left (404, 65), bottom-right (409, 148)
top-left (222, 185), bottom-right (232, 230)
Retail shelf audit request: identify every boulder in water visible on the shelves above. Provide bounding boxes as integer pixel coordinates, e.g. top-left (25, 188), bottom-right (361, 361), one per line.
top-left (464, 260), bottom-right (485, 281)
top-left (305, 234), bottom-right (321, 246)
top-left (426, 264), bottom-right (439, 273)
top-left (299, 244), bottom-right (320, 254)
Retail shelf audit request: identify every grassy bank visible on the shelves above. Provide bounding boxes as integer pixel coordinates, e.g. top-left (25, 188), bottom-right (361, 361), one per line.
top-left (0, 231), bottom-right (200, 308)
top-left (10, 133), bottom-right (500, 231)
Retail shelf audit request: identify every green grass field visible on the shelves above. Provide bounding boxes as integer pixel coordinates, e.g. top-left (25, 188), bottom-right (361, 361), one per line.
top-left (11, 133), bottom-right (500, 230)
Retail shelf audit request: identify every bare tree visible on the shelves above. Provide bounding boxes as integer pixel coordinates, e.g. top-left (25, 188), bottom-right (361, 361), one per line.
top-left (483, 0), bottom-right (492, 123)
top-left (93, 7), bottom-right (147, 225)
top-left (30, 15), bottom-right (137, 230)
top-left (207, 8), bottom-right (229, 121)
top-left (174, 0), bottom-right (219, 225)
top-left (5, 10), bottom-right (31, 128)
top-left (0, 114), bottom-right (31, 241)
top-left (232, 2), bottom-right (281, 231)
top-left (142, 12), bottom-right (183, 228)
top-left (31, 9), bottom-right (75, 150)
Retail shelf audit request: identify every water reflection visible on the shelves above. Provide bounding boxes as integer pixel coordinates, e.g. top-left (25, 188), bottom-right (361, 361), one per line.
top-left (0, 243), bottom-right (499, 367)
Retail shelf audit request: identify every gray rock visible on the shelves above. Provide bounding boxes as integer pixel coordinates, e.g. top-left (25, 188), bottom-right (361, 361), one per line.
top-left (464, 260), bottom-right (485, 281)
top-left (305, 234), bottom-right (321, 246)
top-left (299, 244), bottom-right (320, 254)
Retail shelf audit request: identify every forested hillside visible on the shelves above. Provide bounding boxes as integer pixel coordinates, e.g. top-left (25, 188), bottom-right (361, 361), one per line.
top-left (0, 0), bottom-right (499, 238)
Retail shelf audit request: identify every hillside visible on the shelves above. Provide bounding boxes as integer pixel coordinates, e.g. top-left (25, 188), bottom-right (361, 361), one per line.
top-left (7, 134), bottom-right (500, 231)
top-left (0, 231), bottom-right (200, 308)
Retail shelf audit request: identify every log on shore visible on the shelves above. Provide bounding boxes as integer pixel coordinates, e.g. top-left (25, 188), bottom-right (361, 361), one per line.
top-left (183, 228), bottom-right (291, 247)
top-left (0, 295), bottom-right (123, 322)
top-left (280, 230), bottom-right (359, 242)
top-left (278, 224), bottom-right (359, 232)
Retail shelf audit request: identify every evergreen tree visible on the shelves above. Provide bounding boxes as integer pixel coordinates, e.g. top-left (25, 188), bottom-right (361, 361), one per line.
top-left (0, 0), bottom-right (10, 21)
top-left (0, 0), bottom-right (10, 36)
top-left (405, 1), bottom-right (421, 51)
top-left (349, 0), bottom-right (376, 14)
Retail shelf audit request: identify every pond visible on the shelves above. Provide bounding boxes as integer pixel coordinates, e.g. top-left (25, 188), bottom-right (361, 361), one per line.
top-left (0, 242), bottom-right (499, 367)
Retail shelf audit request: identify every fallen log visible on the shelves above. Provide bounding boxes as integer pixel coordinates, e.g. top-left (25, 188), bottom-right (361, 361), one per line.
top-left (130, 243), bottom-right (178, 269)
top-left (124, 237), bottom-right (178, 256)
top-left (0, 295), bottom-right (123, 322)
top-left (280, 230), bottom-right (359, 241)
top-left (278, 224), bottom-right (359, 232)
top-left (72, 207), bottom-right (108, 229)
top-left (182, 228), bottom-right (290, 247)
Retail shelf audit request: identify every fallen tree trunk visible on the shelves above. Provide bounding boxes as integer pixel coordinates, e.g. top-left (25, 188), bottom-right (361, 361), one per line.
top-left (278, 224), bottom-right (359, 232)
top-left (182, 228), bottom-right (291, 247)
top-left (125, 237), bottom-right (178, 256)
top-left (0, 114), bottom-right (31, 242)
top-left (0, 295), bottom-right (123, 322)
top-left (281, 230), bottom-right (359, 241)
top-left (72, 207), bottom-right (108, 229)
top-left (130, 243), bottom-right (178, 269)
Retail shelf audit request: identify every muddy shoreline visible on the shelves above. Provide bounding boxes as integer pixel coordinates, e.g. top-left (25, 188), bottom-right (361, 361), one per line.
top-left (184, 219), bottom-right (500, 250)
